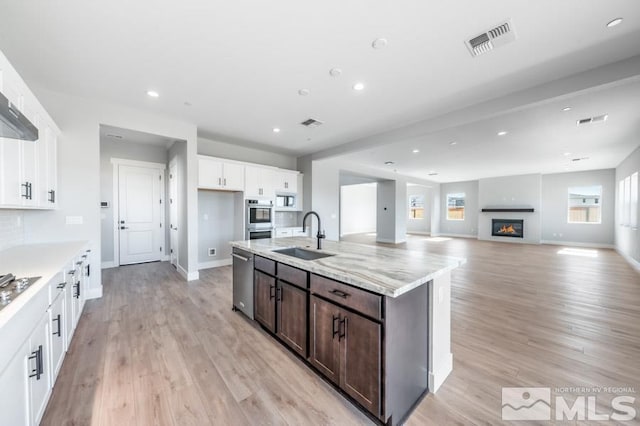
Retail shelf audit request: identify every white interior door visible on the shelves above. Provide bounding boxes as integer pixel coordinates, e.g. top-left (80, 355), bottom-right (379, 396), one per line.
top-left (118, 164), bottom-right (163, 265)
top-left (169, 162), bottom-right (178, 267)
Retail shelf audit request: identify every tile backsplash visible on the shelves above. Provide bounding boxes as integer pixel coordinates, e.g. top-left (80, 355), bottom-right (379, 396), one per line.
top-left (274, 211), bottom-right (300, 228)
top-left (0, 210), bottom-right (24, 252)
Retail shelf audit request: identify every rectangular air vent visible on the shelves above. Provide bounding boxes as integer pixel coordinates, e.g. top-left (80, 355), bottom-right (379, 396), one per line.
top-left (300, 118), bottom-right (323, 128)
top-left (577, 114), bottom-right (608, 126)
top-left (465, 20), bottom-right (516, 57)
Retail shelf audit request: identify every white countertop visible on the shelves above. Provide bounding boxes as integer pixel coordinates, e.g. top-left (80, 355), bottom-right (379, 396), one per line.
top-left (230, 237), bottom-right (466, 297)
top-left (0, 241), bottom-right (89, 328)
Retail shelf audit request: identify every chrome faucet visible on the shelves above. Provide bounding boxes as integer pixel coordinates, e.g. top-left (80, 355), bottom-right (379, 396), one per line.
top-left (302, 211), bottom-right (326, 250)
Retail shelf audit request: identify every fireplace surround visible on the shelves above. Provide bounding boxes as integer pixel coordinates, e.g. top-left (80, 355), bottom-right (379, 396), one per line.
top-left (492, 219), bottom-right (524, 238)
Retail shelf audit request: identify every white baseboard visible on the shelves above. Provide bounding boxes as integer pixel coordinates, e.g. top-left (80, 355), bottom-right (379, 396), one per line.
top-left (161, 255), bottom-right (170, 261)
top-left (437, 233), bottom-right (477, 239)
top-left (429, 353), bottom-right (453, 393)
top-left (340, 230), bottom-right (377, 236)
top-left (198, 258), bottom-right (232, 270)
top-left (85, 286), bottom-right (103, 300)
top-left (101, 261), bottom-right (115, 269)
top-left (541, 240), bottom-right (615, 249)
top-left (176, 264), bottom-right (199, 281)
top-left (407, 231), bottom-right (431, 236)
top-left (376, 238), bottom-right (407, 244)
top-left (616, 249), bottom-right (640, 272)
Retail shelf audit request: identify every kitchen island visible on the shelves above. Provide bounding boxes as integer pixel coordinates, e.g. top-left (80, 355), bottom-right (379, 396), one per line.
top-left (229, 237), bottom-right (465, 425)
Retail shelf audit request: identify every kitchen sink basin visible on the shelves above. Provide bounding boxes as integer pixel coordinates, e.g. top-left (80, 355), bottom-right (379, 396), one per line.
top-left (272, 247), bottom-right (335, 261)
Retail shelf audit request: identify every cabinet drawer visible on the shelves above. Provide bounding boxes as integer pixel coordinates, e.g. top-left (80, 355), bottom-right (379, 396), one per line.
top-left (310, 274), bottom-right (381, 320)
top-left (277, 263), bottom-right (307, 289)
top-left (255, 256), bottom-right (276, 276)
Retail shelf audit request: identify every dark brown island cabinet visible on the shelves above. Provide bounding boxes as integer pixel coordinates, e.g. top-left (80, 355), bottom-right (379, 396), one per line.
top-left (253, 255), bottom-right (429, 425)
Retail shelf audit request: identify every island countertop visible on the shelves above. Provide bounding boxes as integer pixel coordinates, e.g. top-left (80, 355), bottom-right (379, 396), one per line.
top-left (229, 237), bottom-right (466, 298)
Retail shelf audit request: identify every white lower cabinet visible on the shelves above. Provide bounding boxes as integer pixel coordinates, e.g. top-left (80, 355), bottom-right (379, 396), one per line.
top-left (49, 292), bottom-right (66, 379)
top-left (27, 312), bottom-right (52, 426)
top-left (0, 340), bottom-right (30, 425)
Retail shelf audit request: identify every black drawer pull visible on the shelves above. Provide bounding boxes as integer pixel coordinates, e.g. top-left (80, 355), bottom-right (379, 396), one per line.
top-left (52, 314), bottom-right (62, 337)
top-left (57, 282), bottom-right (66, 289)
top-left (269, 285), bottom-right (275, 300)
top-left (28, 345), bottom-right (43, 380)
top-left (329, 289), bottom-right (350, 299)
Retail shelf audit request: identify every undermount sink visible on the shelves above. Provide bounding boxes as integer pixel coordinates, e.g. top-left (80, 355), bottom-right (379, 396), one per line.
top-left (272, 247), bottom-right (335, 261)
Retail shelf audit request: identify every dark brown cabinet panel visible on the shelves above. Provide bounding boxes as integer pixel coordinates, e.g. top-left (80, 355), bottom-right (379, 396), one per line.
top-left (277, 281), bottom-right (308, 357)
top-left (254, 270), bottom-right (276, 332)
top-left (341, 310), bottom-right (381, 416)
top-left (309, 295), bottom-right (341, 385)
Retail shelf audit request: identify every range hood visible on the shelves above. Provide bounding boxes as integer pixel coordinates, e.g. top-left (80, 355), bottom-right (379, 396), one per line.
top-left (0, 91), bottom-right (38, 141)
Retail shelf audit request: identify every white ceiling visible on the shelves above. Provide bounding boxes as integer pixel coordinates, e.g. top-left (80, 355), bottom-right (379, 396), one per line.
top-left (1, 1), bottom-right (640, 159)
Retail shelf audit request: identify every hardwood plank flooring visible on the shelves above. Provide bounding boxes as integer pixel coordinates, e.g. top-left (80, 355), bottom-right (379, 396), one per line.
top-left (41, 236), bottom-right (640, 425)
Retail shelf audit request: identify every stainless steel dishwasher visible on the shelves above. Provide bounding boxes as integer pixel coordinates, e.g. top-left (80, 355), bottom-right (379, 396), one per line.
top-left (232, 247), bottom-right (254, 319)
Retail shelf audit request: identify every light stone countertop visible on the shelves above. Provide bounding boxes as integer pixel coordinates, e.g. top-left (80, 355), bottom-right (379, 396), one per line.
top-left (0, 241), bottom-right (89, 328)
top-left (230, 237), bottom-right (466, 298)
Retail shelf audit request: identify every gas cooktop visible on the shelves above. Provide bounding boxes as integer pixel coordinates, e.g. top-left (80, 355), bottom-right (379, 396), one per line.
top-left (0, 274), bottom-right (41, 311)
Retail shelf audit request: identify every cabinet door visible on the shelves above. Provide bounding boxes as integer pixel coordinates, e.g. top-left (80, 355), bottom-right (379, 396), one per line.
top-left (275, 170), bottom-right (298, 193)
top-left (198, 157), bottom-right (223, 189)
top-left (50, 293), bottom-right (66, 379)
top-left (309, 295), bottom-right (341, 385)
top-left (341, 311), bottom-right (381, 416)
top-left (47, 130), bottom-right (58, 208)
top-left (254, 270), bottom-right (276, 332)
top-left (0, 138), bottom-right (23, 205)
top-left (222, 162), bottom-right (245, 191)
top-left (20, 105), bottom-right (39, 208)
top-left (277, 281), bottom-right (308, 357)
top-left (28, 312), bottom-right (53, 426)
top-left (259, 168), bottom-right (276, 199)
top-left (244, 165), bottom-right (261, 197)
top-left (72, 261), bottom-right (83, 325)
top-left (0, 339), bottom-right (30, 426)
top-left (38, 124), bottom-right (57, 208)
top-left (65, 269), bottom-right (76, 341)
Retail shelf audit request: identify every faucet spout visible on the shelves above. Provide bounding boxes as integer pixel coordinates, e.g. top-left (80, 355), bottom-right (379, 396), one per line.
top-left (302, 211), bottom-right (325, 250)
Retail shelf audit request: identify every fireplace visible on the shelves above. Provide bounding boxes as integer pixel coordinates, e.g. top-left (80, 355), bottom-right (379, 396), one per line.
top-left (492, 219), bottom-right (524, 238)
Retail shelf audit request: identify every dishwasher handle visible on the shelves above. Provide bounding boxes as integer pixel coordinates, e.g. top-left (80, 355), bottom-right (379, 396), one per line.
top-left (231, 253), bottom-right (250, 262)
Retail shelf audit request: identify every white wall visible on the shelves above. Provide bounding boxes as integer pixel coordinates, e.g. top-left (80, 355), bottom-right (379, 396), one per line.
top-left (100, 139), bottom-right (169, 264)
top-left (0, 211), bottom-right (23, 251)
top-left (542, 169), bottom-right (615, 246)
top-left (22, 87), bottom-right (200, 297)
top-left (407, 185), bottom-right (431, 234)
top-left (439, 180), bottom-right (479, 237)
top-left (198, 137), bottom-right (296, 169)
top-left (198, 190), bottom-right (238, 266)
top-left (478, 174), bottom-right (542, 244)
top-left (340, 183), bottom-right (377, 236)
top-left (615, 146), bottom-right (640, 267)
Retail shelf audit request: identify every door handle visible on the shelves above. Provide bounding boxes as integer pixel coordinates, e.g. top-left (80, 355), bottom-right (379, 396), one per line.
top-left (269, 285), bottom-right (276, 300)
top-left (231, 253), bottom-right (249, 262)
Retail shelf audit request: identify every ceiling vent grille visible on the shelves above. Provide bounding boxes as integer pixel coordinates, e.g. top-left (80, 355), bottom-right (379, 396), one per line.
top-left (577, 114), bottom-right (608, 126)
top-left (465, 20), bottom-right (516, 57)
top-left (300, 118), bottom-right (323, 128)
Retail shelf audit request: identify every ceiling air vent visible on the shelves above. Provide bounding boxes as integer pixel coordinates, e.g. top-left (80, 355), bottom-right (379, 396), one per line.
top-left (577, 114), bottom-right (608, 126)
top-left (300, 118), bottom-right (323, 128)
top-left (465, 20), bottom-right (516, 57)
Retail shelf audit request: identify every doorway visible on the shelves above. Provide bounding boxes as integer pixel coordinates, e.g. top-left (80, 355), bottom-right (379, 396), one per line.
top-left (169, 159), bottom-right (178, 267)
top-left (113, 160), bottom-right (165, 265)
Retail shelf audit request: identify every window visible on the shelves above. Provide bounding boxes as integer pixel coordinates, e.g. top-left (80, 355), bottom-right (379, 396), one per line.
top-left (624, 176), bottom-right (631, 226)
top-left (446, 193), bottom-right (465, 220)
top-left (568, 185), bottom-right (602, 224)
top-left (631, 172), bottom-right (638, 228)
top-left (619, 179), bottom-right (625, 225)
top-left (409, 195), bottom-right (425, 219)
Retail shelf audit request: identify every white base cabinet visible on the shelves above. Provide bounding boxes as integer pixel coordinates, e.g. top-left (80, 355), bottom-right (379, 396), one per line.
top-left (0, 340), bottom-right (30, 426)
top-left (27, 312), bottom-right (52, 426)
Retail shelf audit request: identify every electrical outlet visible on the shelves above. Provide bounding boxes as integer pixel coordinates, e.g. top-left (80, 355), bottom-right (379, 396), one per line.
top-left (208, 248), bottom-right (216, 256)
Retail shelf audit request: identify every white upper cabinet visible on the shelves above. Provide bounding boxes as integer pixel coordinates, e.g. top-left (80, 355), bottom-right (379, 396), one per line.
top-left (198, 156), bottom-right (245, 191)
top-left (245, 165), bottom-right (276, 199)
top-left (274, 170), bottom-right (298, 194)
top-left (0, 50), bottom-right (60, 210)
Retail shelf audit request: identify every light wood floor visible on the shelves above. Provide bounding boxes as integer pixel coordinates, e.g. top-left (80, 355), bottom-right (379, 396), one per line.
top-left (42, 236), bottom-right (640, 425)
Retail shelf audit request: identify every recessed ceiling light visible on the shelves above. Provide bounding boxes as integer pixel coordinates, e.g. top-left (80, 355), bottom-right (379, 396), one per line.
top-left (298, 88), bottom-right (310, 96)
top-left (353, 82), bottom-right (365, 91)
top-left (372, 38), bottom-right (388, 49)
top-left (273, 127), bottom-right (281, 133)
top-left (329, 68), bottom-right (342, 77)
top-left (184, 101), bottom-right (192, 107)
top-left (384, 161), bottom-right (395, 165)
top-left (412, 149), bottom-right (420, 153)
top-left (428, 171), bottom-right (438, 176)
top-left (563, 152), bottom-right (571, 156)
top-left (147, 90), bottom-right (159, 98)
top-left (449, 141), bottom-right (457, 146)
top-left (497, 131), bottom-right (508, 136)
top-left (562, 106), bottom-right (571, 112)
top-left (607, 18), bottom-right (623, 28)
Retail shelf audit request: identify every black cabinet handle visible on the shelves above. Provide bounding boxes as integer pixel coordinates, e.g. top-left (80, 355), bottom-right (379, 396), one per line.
top-left (329, 289), bottom-right (350, 299)
top-left (21, 182), bottom-right (29, 199)
top-left (339, 317), bottom-right (347, 341)
top-left (57, 282), bottom-right (66, 289)
top-left (86, 264), bottom-right (90, 277)
top-left (48, 189), bottom-right (55, 203)
top-left (276, 287), bottom-right (282, 301)
top-left (75, 281), bottom-right (81, 298)
top-left (332, 315), bottom-right (340, 338)
top-left (269, 285), bottom-right (275, 300)
top-left (52, 314), bottom-right (62, 337)
top-left (28, 345), bottom-right (43, 380)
